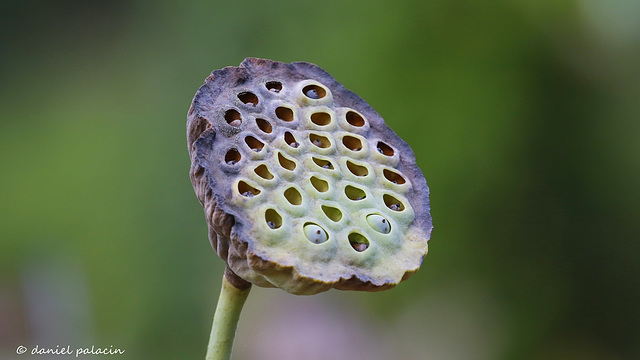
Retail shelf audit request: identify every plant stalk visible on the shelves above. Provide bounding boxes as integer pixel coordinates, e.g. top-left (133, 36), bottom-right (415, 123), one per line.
top-left (205, 267), bottom-right (252, 360)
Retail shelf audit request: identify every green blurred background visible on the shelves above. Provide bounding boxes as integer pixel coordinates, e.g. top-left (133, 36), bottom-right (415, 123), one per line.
top-left (1, 1), bottom-right (639, 359)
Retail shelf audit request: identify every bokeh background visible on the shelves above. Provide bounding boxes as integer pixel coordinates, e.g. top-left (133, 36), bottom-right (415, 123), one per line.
top-left (1, 1), bottom-right (639, 359)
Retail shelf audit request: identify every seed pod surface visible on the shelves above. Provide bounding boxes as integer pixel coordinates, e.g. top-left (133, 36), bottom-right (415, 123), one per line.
top-left (188, 58), bottom-right (432, 295)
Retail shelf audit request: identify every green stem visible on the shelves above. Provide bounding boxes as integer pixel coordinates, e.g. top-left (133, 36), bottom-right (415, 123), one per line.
top-left (205, 267), bottom-right (252, 360)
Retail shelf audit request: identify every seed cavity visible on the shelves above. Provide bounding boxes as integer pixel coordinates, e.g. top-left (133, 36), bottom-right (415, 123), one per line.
top-left (383, 169), bottom-right (406, 184)
top-left (284, 131), bottom-right (299, 148)
top-left (254, 164), bottom-right (274, 180)
top-left (238, 181), bottom-right (260, 197)
top-left (238, 92), bottom-right (258, 106)
top-left (310, 176), bottom-right (329, 193)
top-left (366, 214), bottom-right (391, 234)
top-left (349, 233), bottom-right (369, 252)
top-left (342, 136), bottom-right (363, 151)
top-left (245, 136), bottom-right (264, 152)
top-left (266, 81), bottom-right (282, 93)
top-left (284, 187), bottom-right (302, 205)
top-left (256, 118), bottom-right (272, 133)
top-left (276, 106), bottom-right (294, 122)
top-left (322, 205), bottom-right (342, 222)
top-left (312, 157), bottom-right (334, 170)
top-left (310, 133), bottom-right (331, 148)
top-left (225, 149), bottom-right (241, 165)
top-left (310, 112), bottom-right (331, 126)
top-left (383, 194), bottom-right (405, 211)
top-left (302, 84), bottom-right (326, 99)
top-left (304, 223), bottom-right (328, 244)
top-left (346, 111), bottom-right (365, 127)
top-left (278, 152), bottom-right (296, 171)
top-left (224, 109), bottom-right (242, 127)
top-left (345, 185), bottom-right (366, 201)
top-left (265, 209), bottom-right (282, 229)
top-left (377, 141), bottom-right (394, 156)
top-left (346, 161), bottom-right (368, 177)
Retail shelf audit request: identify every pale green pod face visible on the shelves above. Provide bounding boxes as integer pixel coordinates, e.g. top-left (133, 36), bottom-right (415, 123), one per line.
top-left (188, 58), bottom-right (432, 295)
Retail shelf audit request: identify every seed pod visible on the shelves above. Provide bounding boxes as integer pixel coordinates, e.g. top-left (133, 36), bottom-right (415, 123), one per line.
top-left (187, 58), bottom-right (432, 295)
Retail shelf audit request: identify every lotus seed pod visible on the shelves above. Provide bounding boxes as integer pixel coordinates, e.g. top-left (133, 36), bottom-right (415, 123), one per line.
top-left (187, 58), bottom-right (432, 295)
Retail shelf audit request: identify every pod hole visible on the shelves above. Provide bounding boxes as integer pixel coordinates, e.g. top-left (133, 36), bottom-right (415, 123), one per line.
top-left (384, 169), bottom-right (406, 184)
top-left (245, 136), bottom-right (264, 152)
top-left (345, 185), bottom-right (366, 201)
top-left (278, 152), bottom-right (296, 171)
top-left (377, 141), bottom-right (394, 156)
top-left (224, 109), bottom-right (242, 127)
top-left (310, 176), bottom-right (329, 193)
top-left (310, 112), bottom-right (331, 126)
top-left (304, 223), bottom-right (328, 244)
top-left (284, 131), bottom-right (299, 148)
top-left (349, 233), bottom-right (370, 252)
top-left (310, 134), bottom-right (331, 148)
top-left (225, 149), bottom-right (241, 165)
top-left (238, 181), bottom-right (260, 197)
top-left (366, 214), bottom-right (391, 234)
top-left (322, 205), bottom-right (342, 222)
top-left (346, 161), bottom-right (368, 177)
top-left (343, 136), bottom-right (363, 151)
top-left (254, 164), bottom-right (274, 180)
top-left (302, 84), bottom-right (326, 99)
top-left (256, 118), bottom-right (273, 133)
top-left (346, 111), bottom-right (365, 127)
top-left (265, 209), bottom-right (282, 229)
top-left (266, 81), bottom-right (282, 93)
top-left (384, 194), bottom-right (405, 211)
top-left (312, 157), bottom-right (334, 170)
top-left (284, 187), bottom-right (302, 205)
top-left (238, 92), bottom-right (258, 106)
top-left (276, 107), bottom-right (294, 122)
